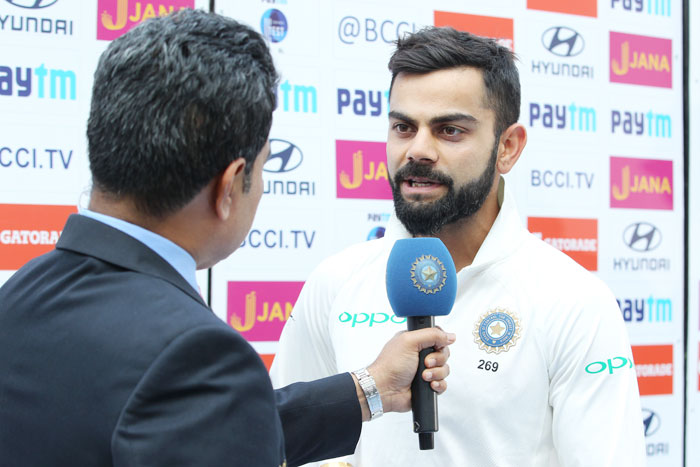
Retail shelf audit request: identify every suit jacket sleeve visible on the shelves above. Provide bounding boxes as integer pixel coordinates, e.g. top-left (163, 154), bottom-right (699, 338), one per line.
top-left (274, 373), bottom-right (362, 467)
top-left (111, 324), bottom-right (286, 467)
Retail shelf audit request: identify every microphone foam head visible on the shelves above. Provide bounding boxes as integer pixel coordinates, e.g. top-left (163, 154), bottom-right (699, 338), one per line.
top-left (386, 238), bottom-right (457, 317)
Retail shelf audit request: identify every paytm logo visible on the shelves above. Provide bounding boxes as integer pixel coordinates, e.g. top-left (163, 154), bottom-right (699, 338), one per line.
top-left (276, 80), bottom-right (317, 113)
top-left (434, 11), bottom-right (513, 51)
top-left (529, 102), bottom-right (596, 132)
top-left (336, 140), bottom-right (391, 199)
top-left (611, 109), bottom-right (671, 137)
top-left (610, 156), bottom-right (673, 210)
top-left (227, 281), bottom-right (303, 341)
top-left (528, 217), bottom-right (598, 271)
top-left (0, 63), bottom-right (75, 100)
top-left (97, 0), bottom-right (193, 41)
top-left (610, 31), bottom-right (672, 88)
top-left (617, 296), bottom-right (672, 322)
top-left (611, 0), bottom-right (671, 16)
top-left (337, 16), bottom-right (415, 45)
top-left (337, 88), bottom-right (388, 117)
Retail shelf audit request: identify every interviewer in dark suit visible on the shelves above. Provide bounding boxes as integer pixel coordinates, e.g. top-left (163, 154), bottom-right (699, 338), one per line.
top-left (0, 10), bottom-right (454, 467)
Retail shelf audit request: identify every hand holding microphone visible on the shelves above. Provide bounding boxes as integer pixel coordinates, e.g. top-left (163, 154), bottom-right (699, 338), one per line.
top-left (385, 238), bottom-right (457, 450)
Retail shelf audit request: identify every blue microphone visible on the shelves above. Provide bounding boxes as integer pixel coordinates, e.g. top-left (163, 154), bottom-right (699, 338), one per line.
top-left (386, 238), bottom-right (456, 450)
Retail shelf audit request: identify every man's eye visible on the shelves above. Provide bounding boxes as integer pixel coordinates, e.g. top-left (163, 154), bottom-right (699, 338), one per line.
top-left (393, 123), bottom-right (410, 133)
top-left (441, 126), bottom-right (463, 136)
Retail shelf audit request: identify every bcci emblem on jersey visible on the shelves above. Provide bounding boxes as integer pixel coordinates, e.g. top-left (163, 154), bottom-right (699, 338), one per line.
top-left (410, 254), bottom-right (447, 294)
top-left (473, 308), bottom-right (522, 354)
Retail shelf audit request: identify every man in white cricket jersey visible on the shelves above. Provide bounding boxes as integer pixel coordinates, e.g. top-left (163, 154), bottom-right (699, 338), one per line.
top-left (271, 27), bottom-right (646, 466)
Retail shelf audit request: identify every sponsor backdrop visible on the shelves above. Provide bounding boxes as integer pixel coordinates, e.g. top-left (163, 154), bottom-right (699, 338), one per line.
top-left (687, 1), bottom-right (699, 466)
top-left (0, 0), bottom-right (690, 464)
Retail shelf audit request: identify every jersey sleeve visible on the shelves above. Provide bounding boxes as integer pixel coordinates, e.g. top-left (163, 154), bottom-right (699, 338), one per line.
top-left (546, 282), bottom-right (646, 466)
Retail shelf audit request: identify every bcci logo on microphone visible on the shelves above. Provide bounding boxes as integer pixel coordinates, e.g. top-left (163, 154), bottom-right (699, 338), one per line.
top-left (410, 254), bottom-right (447, 294)
top-left (473, 308), bottom-right (521, 354)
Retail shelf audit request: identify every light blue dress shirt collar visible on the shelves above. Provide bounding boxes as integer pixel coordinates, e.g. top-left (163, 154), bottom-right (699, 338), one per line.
top-left (78, 209), bottom-right (199, 293)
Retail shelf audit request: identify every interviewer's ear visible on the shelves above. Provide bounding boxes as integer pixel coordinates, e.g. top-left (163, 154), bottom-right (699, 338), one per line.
top-left (496, 123), bottom-right (527, 174)
top-left (214, 158), bottom-right (247, 221)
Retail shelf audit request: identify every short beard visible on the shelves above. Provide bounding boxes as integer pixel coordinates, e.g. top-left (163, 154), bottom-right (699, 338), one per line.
top-left (390, 141), bottom-right (498, 236)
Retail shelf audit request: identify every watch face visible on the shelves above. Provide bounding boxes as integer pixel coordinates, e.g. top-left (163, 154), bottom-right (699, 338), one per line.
top-left (353, 369), bottom-right (383, 419)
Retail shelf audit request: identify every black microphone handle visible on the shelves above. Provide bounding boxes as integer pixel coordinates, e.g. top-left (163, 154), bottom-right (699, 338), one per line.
top-left (407, 315), bottom-right (438, 450)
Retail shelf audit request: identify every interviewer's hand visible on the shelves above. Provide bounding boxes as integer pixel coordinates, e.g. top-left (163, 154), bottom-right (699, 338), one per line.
top-left (353, 328), bottom-right (455, 421)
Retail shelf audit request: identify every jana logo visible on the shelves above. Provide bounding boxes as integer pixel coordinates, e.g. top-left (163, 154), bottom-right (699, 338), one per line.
top-left (261, 8), bottom-right (287, 43)
top-left (642, 408), bottom-right (661, 437)
top-left (609, 31), bottom-right (672, 88)
top-left (623, 222), bottom-right (662, 252)
top-left (610, 157), bottom-right (673, 210)
top-left (97, 0), bottom-right (193, 41)
top-left (4, 0), bottom-right (57, 7)
top-left (542, 26), bottom-right (584, 57)
top-left (264, 139), bottom-right (302, 173)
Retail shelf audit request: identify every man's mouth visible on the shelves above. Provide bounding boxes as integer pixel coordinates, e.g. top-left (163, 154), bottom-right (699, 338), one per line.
top-left (405, 177), bottom-right (441, 188)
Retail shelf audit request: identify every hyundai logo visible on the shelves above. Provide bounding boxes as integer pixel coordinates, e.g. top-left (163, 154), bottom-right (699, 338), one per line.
top-left (264, 139), bottom-right (303, 173)
top-left (642, 408), bottom-right (661, 437)
top-left (4, 0), bottom-right (58, 8)
top-left (623, 222), bottom-right (662, 252)
top-left (541, 26), bottom-right (584, 57)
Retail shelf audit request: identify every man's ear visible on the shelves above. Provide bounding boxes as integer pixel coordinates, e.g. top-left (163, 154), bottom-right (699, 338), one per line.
top-left (496, 123), bottom-right (527, 175)
top-left (214, 158), bottom-right (247, 221)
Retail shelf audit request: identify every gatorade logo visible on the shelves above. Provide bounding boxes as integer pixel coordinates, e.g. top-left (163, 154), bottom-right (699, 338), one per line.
top-left (528, 217), bottom-right (598, 271)
top-left (527, 0), bottom-right (597, 17)
top-left (434, 11), bottom-right (513, 51)
top-left (0, 204), bottom-right (76, 270)
top-left (632, 344), bottom-right (673, 395)
top-left (259, 354), bottom-right (275, 371)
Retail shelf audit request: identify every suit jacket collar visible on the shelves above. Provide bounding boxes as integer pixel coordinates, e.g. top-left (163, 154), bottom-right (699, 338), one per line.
top-left (56, 214), bottom-right (206, 307)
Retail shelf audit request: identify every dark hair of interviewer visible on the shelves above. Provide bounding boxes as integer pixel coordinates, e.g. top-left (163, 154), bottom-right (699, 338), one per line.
top-left (388, 27), bottom-right (520, 137)
top-left (87, 9), bottom-right (278, 218)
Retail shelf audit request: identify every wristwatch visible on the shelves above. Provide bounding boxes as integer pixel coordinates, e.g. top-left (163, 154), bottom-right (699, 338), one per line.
top-left (352, 367), bottom-right (383, 420)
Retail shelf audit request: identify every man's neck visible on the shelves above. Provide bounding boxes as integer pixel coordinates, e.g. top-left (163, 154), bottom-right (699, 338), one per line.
top-left (87, 189), bottom-right (204, 266)
top-left (433, 188), bottom-right (501, 272)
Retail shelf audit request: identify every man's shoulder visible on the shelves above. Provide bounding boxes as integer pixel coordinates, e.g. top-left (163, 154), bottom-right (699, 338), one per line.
top-left (506, 232), bottom-right (614, 302)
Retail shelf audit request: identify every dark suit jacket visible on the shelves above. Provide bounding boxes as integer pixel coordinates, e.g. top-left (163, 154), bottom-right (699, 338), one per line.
top-left (0, 215), bottom-right (360, 466)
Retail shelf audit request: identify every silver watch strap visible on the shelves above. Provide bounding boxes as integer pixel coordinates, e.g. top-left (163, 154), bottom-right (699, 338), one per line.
top-left (352, 367), bottom-right (383, 420)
